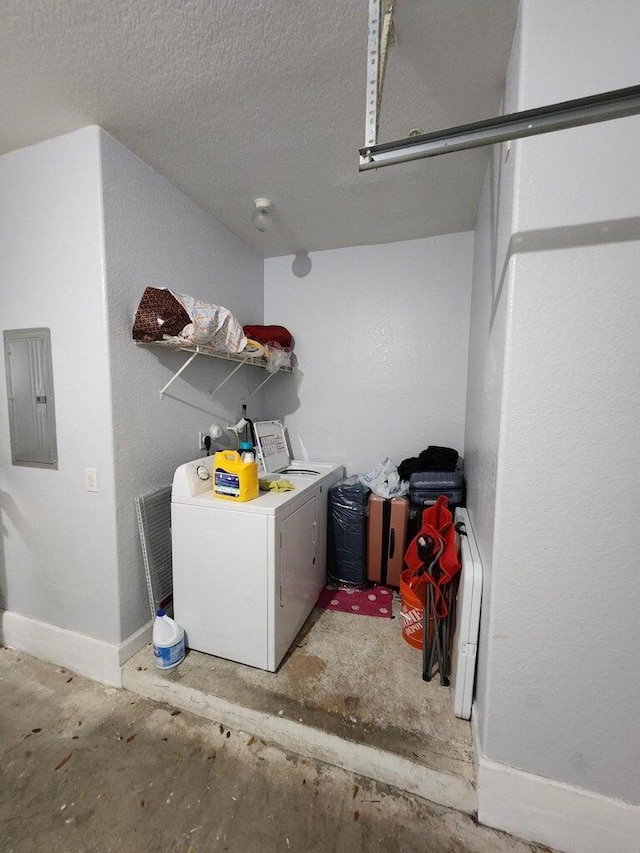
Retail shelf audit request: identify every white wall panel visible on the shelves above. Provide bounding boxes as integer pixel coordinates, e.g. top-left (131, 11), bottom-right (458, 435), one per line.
top-left (468, 0), bottom-right (640, 820)
top-left (100, 130), bottom-right (264, 640)
top-left (264, 235), bottom-right (473, 476)
top-left (0, 128), bottom-right (119, 642)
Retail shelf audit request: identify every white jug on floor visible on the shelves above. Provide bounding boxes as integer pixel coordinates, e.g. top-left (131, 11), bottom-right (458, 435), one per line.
top-left (152, 609), bottom-right (185, 670)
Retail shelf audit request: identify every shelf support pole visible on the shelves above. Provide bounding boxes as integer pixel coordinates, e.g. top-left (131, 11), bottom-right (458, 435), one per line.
top-left (249, 371), bottom-right (277, 397)
top-left (210, 361), bottom-right (245, 397)
top-left (160, 348), bottom-right (200, 398)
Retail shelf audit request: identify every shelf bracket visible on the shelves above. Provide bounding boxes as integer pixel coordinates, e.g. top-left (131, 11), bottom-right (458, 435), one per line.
top-left (210, 360), bottom-right (245, 397)
top-left (249, 370), bottom-right (276, 397)
top-left (159, 348), bottom-right (200, 398)
top-left (146, 339), bottom-right (293, 398)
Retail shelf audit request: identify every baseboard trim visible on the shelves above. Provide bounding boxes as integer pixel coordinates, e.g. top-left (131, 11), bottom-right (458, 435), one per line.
top-left (0, 610), bottom-right (152, 688)
top-left (118, 620), bottom-right (153, 666)
top-left (474, 734), bottom-right (640, 853)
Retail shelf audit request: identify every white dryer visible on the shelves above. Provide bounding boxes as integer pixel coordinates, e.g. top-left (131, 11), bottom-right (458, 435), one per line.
top-left (172, 424), bottom-right (343, 672)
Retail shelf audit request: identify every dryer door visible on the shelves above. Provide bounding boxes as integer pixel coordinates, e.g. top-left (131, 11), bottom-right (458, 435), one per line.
top-left (280, 494), bottom-right (319, 610)
top-left (275, 494), bottom-right (320, 667)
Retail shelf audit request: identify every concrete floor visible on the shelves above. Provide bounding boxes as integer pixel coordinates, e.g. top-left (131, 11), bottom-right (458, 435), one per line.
top-left (124, 600), bottom-right (475, 812)
top-left (0, 646), bottom-right (553, 853)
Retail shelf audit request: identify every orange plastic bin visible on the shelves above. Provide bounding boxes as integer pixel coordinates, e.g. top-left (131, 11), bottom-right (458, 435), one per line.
top-left (400, 568), bottom-right (432, 649)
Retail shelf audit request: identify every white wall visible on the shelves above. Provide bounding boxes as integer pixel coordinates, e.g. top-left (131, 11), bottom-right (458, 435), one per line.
top-left (100, 130), bottom-right (265, 640)
top-left (466, 2), bottom-right (640, 847)
top-left (0, 128), bottom-right (120, 643)
top-left (463, 13), bottom-right (522, 747)
top-left (264, 235), bottom-right (473, 475)
top-left (462, 173), bottom-right (511, 734)
top-left (0, 126), bottom-right (265, 663)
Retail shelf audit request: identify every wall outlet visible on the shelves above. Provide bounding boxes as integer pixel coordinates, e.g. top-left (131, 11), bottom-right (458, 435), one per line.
top-left (198, 432), bottom-right (207, 450)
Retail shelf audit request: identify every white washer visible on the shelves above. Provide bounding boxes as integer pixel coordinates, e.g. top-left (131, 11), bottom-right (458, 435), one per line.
top-left (172, 424), bottom-right (343, 672)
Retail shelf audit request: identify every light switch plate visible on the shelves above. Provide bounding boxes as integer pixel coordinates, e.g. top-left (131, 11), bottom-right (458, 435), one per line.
top-left (85, 468), bottom-right (98, 492)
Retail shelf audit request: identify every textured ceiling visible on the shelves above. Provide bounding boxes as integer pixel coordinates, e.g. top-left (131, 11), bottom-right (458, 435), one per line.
top-left (0, 1), bottom-right (518, 257)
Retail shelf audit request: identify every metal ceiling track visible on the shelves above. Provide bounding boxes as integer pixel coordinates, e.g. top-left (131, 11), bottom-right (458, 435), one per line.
top-left (361, 2), bottom-right (639, 168)
top-left (360, 81), bottom-right (640, 171)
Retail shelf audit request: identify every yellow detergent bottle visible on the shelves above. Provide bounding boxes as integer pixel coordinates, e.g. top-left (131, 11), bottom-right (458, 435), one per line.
top-left (213, 450), bottom-right (259, 502)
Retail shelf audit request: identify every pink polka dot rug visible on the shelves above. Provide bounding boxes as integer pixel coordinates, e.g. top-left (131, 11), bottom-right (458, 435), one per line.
top-left (316, 584), bottom-right (393, 618)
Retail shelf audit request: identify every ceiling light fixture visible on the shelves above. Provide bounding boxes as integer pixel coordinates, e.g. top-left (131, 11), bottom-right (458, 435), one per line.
top-left (252, 197), bottom-right (272, 232)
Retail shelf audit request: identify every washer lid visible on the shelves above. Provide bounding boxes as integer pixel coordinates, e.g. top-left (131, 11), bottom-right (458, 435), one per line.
top-left (253, 419), bottom-right (290, 473)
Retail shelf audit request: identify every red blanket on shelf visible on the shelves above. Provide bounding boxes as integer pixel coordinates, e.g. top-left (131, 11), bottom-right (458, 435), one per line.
top-left (243, 325), bottom-right (293, 349)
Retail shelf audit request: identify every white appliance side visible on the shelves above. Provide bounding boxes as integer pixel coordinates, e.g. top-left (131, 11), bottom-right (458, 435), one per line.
top-left (271, 493), bottom-right (319, 670)
top-left (269, 466), bottom-right (344, 671)
top-left (171, 503), bottom-right (269, 670)
top-left (172, 456), bottom-right (344, 672)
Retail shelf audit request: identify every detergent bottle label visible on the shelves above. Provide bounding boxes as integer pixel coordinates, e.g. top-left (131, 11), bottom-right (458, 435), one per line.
top-left (153, 641), bottom-right (185, 668)
top-left (215, 469), bottom-right (240, 497)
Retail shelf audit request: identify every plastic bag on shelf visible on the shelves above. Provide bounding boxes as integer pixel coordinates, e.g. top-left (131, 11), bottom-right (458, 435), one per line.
top-left (264, 343), bottom-right (292, 373)
top-left (171, 291), bottom-right (247, 353)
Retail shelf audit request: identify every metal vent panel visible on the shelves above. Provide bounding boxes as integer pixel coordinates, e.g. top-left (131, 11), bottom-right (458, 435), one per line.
top-left (135, 485), bottom-right (173, 619)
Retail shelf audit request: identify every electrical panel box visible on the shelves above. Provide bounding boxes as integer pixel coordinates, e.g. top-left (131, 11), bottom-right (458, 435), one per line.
top-left (4, 327), bottom-right (58, 468)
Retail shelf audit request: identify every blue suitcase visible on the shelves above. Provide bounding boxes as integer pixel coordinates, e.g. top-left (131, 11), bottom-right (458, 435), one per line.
top-left (409, 469), bottom-right (464, 507)
top-left (408, 464), bottom-right (465, 540)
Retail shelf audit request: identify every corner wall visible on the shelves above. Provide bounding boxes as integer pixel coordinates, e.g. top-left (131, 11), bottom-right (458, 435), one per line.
top-left (466, 2), bottom-right (640, 850)
top-left (100, 130), bottom-right (265, 641)
top-left (0, 126), bottom-right (266, 682)
top-left (0, 128), bottom-right (120, 644)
